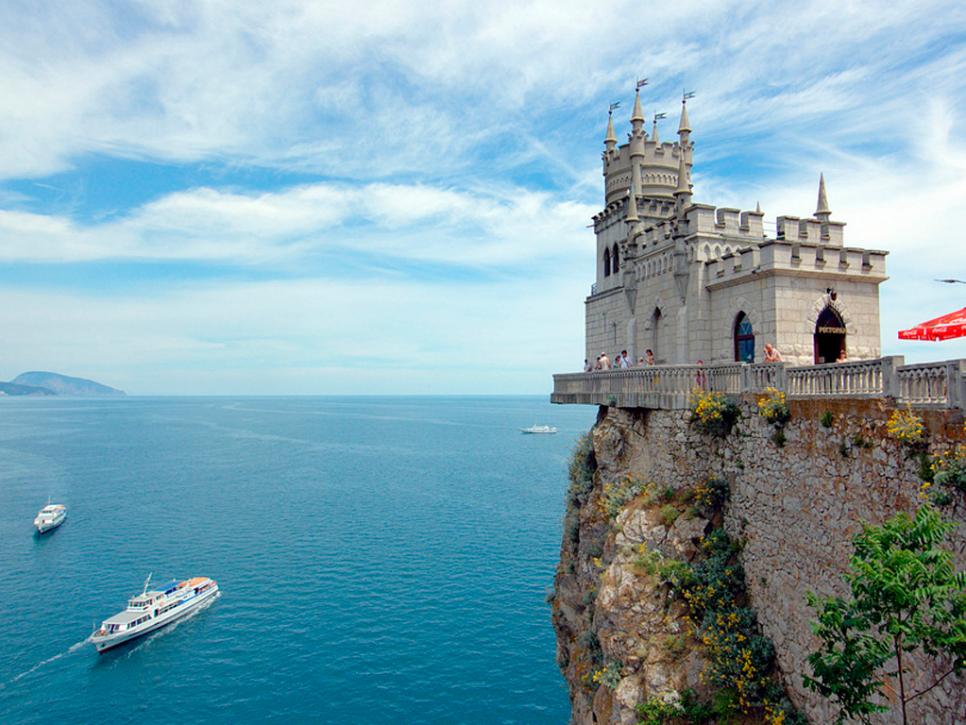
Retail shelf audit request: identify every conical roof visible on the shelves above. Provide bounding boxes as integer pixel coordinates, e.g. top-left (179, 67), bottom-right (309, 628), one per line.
top-left (604, 111), bottom-right (617, 146)
top-left (630, 90), bottom-right (644, 124)
top-left (815, 173), bottom-right (831, 217)
top-left (674, 150), bottom-right (690, 195)
top-left (625, 187), bottom-right (640, 223)
top-left (678, 99), bottom-right (691, 133)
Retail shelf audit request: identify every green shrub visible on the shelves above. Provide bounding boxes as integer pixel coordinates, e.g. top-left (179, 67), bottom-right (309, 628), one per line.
top-left (770, 428), bottom-right (786, 447)
top-left (756, 387), bottom-right (790, 425)
top-left (659, 504), bottom-right (680, 527)
top-left (593, 661), bottom-right (622, 690)
top-left (567, 433), bottom-right (596, 507)
top-left (602, 476), bottom-right (649, 518)
top-left (820, 410), bottom-right (834, 428)
top-left (933, 443), bottom-right (966, 493)
top-left (692, 477), bottom-right (729, 517)
top-left (689, 389), bottom-right (740, 437)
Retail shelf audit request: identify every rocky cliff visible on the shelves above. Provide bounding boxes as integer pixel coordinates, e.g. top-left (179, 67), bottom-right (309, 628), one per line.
top-left (551, 399), bottom-right (965, 724)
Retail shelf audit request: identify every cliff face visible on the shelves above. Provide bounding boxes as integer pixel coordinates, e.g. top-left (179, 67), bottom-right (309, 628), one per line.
top-left (551, 400), bottom-right (966, 724)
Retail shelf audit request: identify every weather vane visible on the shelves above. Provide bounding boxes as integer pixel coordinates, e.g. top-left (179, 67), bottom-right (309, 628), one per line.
top-left (683, 90), bottom-right (696, 101)
top-left (654, 112), bottom-right (667, 121)
top-left (636, 78), bottom-right (649, 90)
top-left (608, 101), bottom-right (621, 114)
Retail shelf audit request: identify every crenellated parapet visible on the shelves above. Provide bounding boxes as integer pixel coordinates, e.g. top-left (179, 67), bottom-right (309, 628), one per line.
top-left (603, 141), bottom-right (687, 205)
top-left (704, 239), bottom-right (888, 290)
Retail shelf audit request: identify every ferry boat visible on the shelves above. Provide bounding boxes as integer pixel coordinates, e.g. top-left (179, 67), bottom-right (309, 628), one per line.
top-left (33, 501), bottom-right (67, 534)
top-left (521, 425), bottom-right (558, 434)
top-left (91, 574), bottom-right (219, 652)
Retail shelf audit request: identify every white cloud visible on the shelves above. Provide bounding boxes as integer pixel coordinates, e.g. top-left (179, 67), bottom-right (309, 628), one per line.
top-left (0, 181), bottom-right (596, 266)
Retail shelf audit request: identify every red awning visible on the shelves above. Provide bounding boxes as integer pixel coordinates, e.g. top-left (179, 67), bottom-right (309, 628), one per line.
top-left (898, 306), bottom-right (966, 341)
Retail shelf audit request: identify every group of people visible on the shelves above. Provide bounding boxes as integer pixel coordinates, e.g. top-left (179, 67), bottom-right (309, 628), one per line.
top-left (584, 341), bottom-right (822, 371)
top-left (584, 349), bottom-right (656, 372)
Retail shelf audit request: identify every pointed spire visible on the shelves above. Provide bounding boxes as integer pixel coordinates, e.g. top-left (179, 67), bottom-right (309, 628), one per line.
top-left (631, 86), bottom-right (644, 135)
top-left (651, 118), bottom-right (660, 145)
top-left (631, 88), bottom-right (645, 125)
top-left (604, 110), bottom-right (617, 151)
top-left (678, 97), bottom-right (691, 134)
top-left (815, 173), bottom-right (831, 221)
top-left (674, 149), bottom-right (691, 196)
top-left (755, 201), bottom-right (762, 214)
top-left (625, 187), bottom-right (639, 223)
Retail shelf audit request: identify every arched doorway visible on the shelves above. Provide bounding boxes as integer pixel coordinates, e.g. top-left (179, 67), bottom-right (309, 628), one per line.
top-left (734, 312), bottom-right (755, 363)
top-left (814, 306), bottom-right (846, 363)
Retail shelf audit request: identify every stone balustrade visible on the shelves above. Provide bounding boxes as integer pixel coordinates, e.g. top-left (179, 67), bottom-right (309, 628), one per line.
top-left (551, 356), bottom-right (966, 410)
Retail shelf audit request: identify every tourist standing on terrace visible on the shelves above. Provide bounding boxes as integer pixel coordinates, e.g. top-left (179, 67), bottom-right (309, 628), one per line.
top-left (645, 349), bottom-right (655, 365)
top-left (764, 343), bottom-right (783, 362)
top-left (599, 352), bottom-right (611, 370)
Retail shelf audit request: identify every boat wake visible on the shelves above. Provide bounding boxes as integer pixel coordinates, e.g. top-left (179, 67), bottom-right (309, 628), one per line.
top-left (2, 636), bottom-right (91, 687)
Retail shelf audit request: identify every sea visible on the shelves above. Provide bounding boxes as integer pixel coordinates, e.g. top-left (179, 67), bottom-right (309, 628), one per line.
top-left (0, 396), bottom-right (596, 724)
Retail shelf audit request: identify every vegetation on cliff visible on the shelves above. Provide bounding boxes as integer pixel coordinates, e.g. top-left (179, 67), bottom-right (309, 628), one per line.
top-left (805, 503), bottom-right (966, 725)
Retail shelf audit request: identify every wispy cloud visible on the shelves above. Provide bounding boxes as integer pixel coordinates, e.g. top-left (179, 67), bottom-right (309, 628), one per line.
top-left (0, 0), bottom-right (963, 391)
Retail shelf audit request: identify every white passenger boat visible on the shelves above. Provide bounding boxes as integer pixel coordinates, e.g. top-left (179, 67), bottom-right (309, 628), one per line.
top-left (521, 425), bottom-right (558, 434)
top-left (91, 574), bottom-right (219, 652)
top-left (33, 501), bottom-right (67, 533)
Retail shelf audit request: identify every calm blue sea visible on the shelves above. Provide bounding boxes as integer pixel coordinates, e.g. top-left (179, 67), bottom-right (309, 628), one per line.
top-left (0, 396), bottom-right (594, 723)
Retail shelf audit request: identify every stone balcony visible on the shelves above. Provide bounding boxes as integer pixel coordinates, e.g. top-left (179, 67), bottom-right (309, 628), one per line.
top-left (551, 357), bottom-right (966, 411)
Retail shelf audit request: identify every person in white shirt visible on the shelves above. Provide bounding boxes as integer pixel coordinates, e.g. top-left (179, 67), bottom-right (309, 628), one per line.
top-left (583, 359), bottom-right (593, 372)
top-left (618, 350), bottom-right (630, 369)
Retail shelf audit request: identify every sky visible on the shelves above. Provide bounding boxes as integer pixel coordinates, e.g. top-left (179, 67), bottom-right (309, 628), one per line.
top-left (0, 0), bottom-right (964, 395)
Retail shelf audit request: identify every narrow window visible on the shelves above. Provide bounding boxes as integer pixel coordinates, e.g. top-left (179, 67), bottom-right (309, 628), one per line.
top-left (734, 312), bottom-right (755, 363)
top-left (612, 243), bottom-right (620, 273)
top-left (603, 247), bottom-right (611, 277)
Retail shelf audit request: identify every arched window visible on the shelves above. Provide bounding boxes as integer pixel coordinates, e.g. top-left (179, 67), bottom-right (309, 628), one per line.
top-left (734, 312), bottom-right (755, 363)
top-left (651, 307), bottom-right (662, 362)
top-left (612, 243), bottom-right (620, 274)
top-left (603, 248), bottom-right (611, 277)
top-left (814, 305), bottom-right (846, 363)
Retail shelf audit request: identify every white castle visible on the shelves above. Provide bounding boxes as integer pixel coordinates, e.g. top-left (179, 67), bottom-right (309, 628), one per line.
top-left (586, 86), bottom-right (888, 367)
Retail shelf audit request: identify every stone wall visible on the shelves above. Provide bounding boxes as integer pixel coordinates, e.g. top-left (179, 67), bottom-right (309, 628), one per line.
top-left (553, 398), bottom-right (966, 724)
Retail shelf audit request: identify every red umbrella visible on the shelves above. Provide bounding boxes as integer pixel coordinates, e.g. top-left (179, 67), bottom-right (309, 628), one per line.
top-left (898, 306), bottom-right (966, 341)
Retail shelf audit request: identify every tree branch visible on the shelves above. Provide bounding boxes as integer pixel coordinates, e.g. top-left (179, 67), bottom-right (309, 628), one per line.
top-left (907, 667), bottom-right (959, 702)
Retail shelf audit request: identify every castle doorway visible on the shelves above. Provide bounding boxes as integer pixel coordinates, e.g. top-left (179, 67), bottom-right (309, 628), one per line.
top-left (814, 306), bottom-right (846, 364)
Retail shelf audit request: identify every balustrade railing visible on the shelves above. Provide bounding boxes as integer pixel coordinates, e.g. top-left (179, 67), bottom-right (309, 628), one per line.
top-left (551, 356), bottom-right (965, 410)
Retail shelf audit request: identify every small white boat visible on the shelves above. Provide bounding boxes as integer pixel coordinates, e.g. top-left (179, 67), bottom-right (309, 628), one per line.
top-left (521, 425), bottom-right (558, 434)
top-left (90, 573), bottom-right (219, 653)
top-left (34, 501), bottom-right (67, 534)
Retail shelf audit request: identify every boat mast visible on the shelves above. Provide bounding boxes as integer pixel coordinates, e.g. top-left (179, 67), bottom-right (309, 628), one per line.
top-left (142, 572), bottom-right (153, 595)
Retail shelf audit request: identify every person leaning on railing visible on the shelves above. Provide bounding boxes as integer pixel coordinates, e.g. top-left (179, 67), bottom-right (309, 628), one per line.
top-left (763, 343), bottom-right (783, 363)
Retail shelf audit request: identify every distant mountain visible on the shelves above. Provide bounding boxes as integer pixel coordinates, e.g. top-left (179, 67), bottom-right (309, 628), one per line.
top-left (0, 381), bottom-right (56, 396)
top-left (11, 371), bottom-right (126, 397)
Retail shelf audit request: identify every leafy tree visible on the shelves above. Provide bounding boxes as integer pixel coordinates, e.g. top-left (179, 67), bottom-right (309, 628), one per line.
top-left (805, 504), bottom-right (966, 724)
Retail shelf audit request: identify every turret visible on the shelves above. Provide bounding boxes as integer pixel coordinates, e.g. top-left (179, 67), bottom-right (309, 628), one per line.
top-left (625, 186), bottom-right (640, 224)
top-left (674, 148), bottom-right (692, 213)
top-left (815, 173), bottom-right (831, 222)
top-left (628, 85), bottom-right (646, 211)
top-left (630, 86), bottom-right (645, 135)
top-left (604, 109), bottom-right (617, 153)
top-left (678, 93), bottom-right (692, 149)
